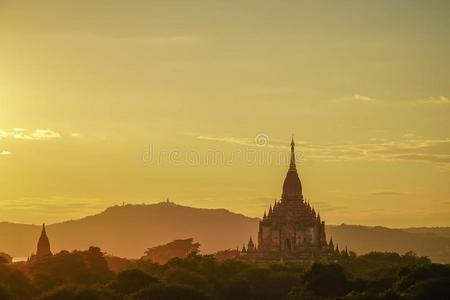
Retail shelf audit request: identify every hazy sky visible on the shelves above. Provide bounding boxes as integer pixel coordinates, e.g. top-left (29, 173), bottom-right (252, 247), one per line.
top-left (0, 0), bottom-right (449, 227)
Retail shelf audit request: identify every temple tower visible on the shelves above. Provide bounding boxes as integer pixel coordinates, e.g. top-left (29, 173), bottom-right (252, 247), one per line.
top-left (281, 136), bottom-right (303, 201)
top-left (36, 224), bottom-right (52, 258)
top-left (243, 136), bottom-right (336, 262)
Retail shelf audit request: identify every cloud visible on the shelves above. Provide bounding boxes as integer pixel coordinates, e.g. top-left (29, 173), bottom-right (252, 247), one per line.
top-left (1, 150), bottom-right (11, 155)
top-left (332, 94), bottom-right (450, 106)
top-left (403, 133), bottom-right (417, 138)
top-left (362, 208), bottom-right (388, 213)
top-left (312, 201), bottom-right (348, 212)
top-left (0, 128), bottom-right (61, 140)
top-left (189, 133), bottom-right (450, 169)
top-left (369, 190), bottom-right (406, 196)
top-left (301, 137), bottom-right (450, 167)
top-left (71, 133), bottom-right (82, 137)
top-left (147, 35), bottom-right (199, 45)
top-left (332, 93), bottom-right (378, 104)
top-left (194, 134), bottom-right (286, 149)
top-left (353, 94), bottom-right (377, 103)
top-left (415, 96), bottom-right (450, 105)
top-left (31, 129), bottom-right (61, 139)
top-left (197, 135), bottom-right (255, 146)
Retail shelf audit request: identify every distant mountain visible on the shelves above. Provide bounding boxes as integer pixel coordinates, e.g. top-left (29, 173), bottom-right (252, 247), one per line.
top-left (0, 203), bottom-right (449, 263)
top-left (0, 202), bottom-right (259, 258)
top-left (327, 224), bottom-right (450, 263)
top-left (402, 227), bottom-right (450, 238)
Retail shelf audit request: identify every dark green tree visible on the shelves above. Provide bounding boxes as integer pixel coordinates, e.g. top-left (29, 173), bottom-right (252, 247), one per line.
top-left (108, 268), bottom-right (158, 294)
top-left (132, 283), bottom-right (210, 300)
top-left (302, 263), bottom-right (349, 298)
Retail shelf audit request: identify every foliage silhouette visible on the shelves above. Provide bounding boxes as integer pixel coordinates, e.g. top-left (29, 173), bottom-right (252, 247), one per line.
top-left (0, 247), bottom-right (449, 299)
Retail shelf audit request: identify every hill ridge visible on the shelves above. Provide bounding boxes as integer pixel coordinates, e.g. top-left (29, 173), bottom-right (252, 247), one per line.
top-left (0, 203), bottom-right (449, 263)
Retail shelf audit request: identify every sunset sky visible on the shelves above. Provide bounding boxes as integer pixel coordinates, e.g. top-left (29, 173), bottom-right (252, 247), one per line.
top-left (0, 0), bottom-right (449, 227)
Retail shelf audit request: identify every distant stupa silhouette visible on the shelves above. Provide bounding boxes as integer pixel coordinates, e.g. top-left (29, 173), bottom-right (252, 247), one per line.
top-left (36, 224), bottom-right (52, 258)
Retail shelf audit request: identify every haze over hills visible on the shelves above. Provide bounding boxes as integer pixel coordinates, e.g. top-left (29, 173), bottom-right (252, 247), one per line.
top-left (327, 225), bottom-right (450, 263)
top-left (0, 202), bottom-right (449, 263)
top-left (402, 227), bottom-right (450, 238)
top-left (0, 202), bottom-right (260, 259)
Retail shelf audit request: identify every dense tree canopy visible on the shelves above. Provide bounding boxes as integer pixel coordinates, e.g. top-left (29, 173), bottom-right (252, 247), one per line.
top-left (0, 248), bottom-right (448, 300)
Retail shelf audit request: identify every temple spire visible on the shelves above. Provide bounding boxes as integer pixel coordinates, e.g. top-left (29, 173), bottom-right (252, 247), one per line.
top-left (36, 223), bottom-right (52, 258)
top-left (247, 236), bottom-right (255, 252)
top-left (289, 135), bottom-right (296, 171)
top-left (281, 135), bottom-right (303, 200)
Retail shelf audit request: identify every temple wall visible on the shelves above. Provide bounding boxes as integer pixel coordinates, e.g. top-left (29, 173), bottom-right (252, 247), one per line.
top-left (271, 230), bottom-right (280, 250)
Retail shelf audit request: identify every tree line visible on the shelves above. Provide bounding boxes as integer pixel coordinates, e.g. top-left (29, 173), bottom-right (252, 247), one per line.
top-left (0, 247), bottom-right (449, 300)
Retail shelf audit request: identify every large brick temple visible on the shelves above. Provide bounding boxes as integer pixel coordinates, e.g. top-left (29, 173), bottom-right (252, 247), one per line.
top-left (241, 137), bottom-right (340, 262)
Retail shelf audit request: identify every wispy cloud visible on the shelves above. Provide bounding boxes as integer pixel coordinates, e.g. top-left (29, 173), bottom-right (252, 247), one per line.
top-left (301, 137), bottom-right (450, 167)
top-left (0, 128), bottom-right (61, 140)
top-left (197, 135), bottom-right (256, 146)
top-left (194, 134), bottom-right (286, 149)
top-left (332, 93), bottom-right (378, 104)
top-left (147, 35), bottom-right (199, 45)
top-left (369, 190), bottom-right (406, 196)
top-left (332, 94), bottom-right (450, 106)
top-left (353, 94), bottom-right (378, 103)
top-left (189, 133), bottom-right (450, 169)
top-left (30, 129), bottom-right (61, 139)
top-left (415, 96), bottom-right (450, 105)
top-left (313, 201), bottom-right (348, 212)
top-left (1, 150), bottom-right (12, 155)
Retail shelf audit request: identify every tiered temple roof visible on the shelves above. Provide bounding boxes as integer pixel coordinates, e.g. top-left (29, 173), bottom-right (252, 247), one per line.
top-left (240, 136), bottom-right (345, 262)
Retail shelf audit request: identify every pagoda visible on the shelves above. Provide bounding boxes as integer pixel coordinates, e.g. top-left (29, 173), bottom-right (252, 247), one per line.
top-left (242, 137), bottom-right (338, 262)
top-left (36, 224), bottom-right (52, 258)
